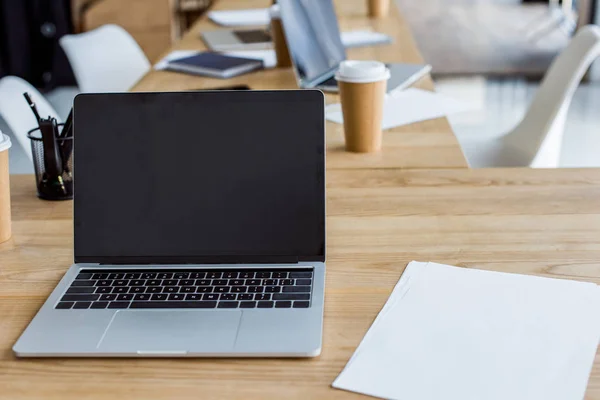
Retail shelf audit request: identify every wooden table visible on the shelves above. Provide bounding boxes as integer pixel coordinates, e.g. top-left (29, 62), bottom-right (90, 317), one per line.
top-left (131, 0), bottom-right (468, 170)
top-left (3, 1), bottom-right (600, 399)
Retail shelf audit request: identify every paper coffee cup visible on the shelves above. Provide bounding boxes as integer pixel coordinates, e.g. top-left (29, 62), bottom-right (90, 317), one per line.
top-left (335, 61), bottom-right (390, 153)
top-left (0, 132), bottom-right (12, 243)
top-left (270, 5), bottom-right (292, 68)
top-left (368, 0), bottom-right (390, 18)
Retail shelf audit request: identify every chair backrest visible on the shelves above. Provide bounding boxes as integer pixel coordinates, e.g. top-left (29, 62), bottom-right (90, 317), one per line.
top-left (506, 25), bottom-right (600, 167)
top-left (0, 76), bottom-right (61, 161)
top-left (59, 24), bottom-right (151, 93)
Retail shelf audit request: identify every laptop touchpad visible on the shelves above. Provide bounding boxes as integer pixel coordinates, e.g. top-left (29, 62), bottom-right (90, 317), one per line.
top-left (97, 311), bottom-right (242, 353)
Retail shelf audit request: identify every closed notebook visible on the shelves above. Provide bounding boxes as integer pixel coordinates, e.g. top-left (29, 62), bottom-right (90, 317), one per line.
top-left (165, 52), bottom-right (264, 79)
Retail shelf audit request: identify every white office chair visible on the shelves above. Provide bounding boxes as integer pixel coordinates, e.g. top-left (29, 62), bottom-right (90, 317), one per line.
top-left (59, 24), bottom-right (151, 93)
top-left (460, 25), bottom-right (600, 168)
top-left (0, 76), bottom-right (61, 161)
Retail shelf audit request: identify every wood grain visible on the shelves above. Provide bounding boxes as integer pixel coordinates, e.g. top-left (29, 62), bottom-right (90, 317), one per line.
top-left (3, 169), bottom-right (600, 399)
top-left (130, 0), bottom-right (468, 170)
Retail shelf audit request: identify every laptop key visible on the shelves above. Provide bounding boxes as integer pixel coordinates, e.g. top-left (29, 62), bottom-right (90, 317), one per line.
top-left (91, 273), bottom-right (109, 280)
top-left (196, 279), bottom-right (211, 286)
top-left (124, 273), bottom-right (140, 279)
top-left (273, 272), bottom-right (288, 279)
top-left (130, 301), bottom-right (217, 309)
top-left (204, 294), bottom-right (219, 301)
top-left (151, 293), bottom-right (168, 301)
top-left (218, 301), bottom-right (239, 308)
top-left (146, 286), bottom-right (162, 293)
top-left (157, 273), bottom-right (172, 279)
top-left (168, 293), bottom-right (185, 301)
top-left (61, 294), bottom-right (99, 302)
top-left (231, 286), bottom-right (246, 293)
top-left (290, 271), bottom-right (312, 278)
top-left (108, 301), bottom-right (129, 309)
top-left (265, 286), bottom-right (281, 293)
top-left (239, 301), bottom-right (256, 308)
top-left (96, 280), bottom-right (112, 286)
top-left (74, 301), bottom-right (92, 309)
top-left (145, 280), bottom-right (161, 286)
top-left (238, 294), bottom-right (253, 301)
top-left (134, 294), bottom-right (151, 301)
top-left (293, 301), bottom-right (310, 308)
top-left (185, 294), bottom-right (202, 301)
top-left (180, 286), bottom-right (195, 293)
top-left (275, 301), bottom-right (292, 308)
top-left (295, 279), bottom-right (312, 286)
top-left (95, 287), bottom-right (111, 294)
top-left (112, 280), bottom-right (128, 286)
top-left (162, 280), bottom-right (178, 286)
top-left (129, 286), bottom-right (144, 293)
top-left (224, 272), bottom-right (238, 279)
top-left (100, 294), bottom-right (117, 301)
top-left (256, 272), bottom-right (271, 279)
top-left (91, 301), bottom-right (109, 309)
top-left (142, 273), bottom-right (156, 279)
top-left (117, 294), bottom-right (134, 301)
top-left (108, 273), bottom-right (125, 280)
top-left (190, 272), bottom-right (206, 279)
top-left (257, 301), bottom-right (274, 308)
top-left (254, 293), bottom-right (271, 301)
top-left (281, 279), bottom-right (294, 286)
top-left (213, 279), bottom-right (228, 286)
top-left (56, 301), bottom-right (74, 309)
top-left (248, 286), bottom-right (263, 293)
top-left (282, 286), bottom-right (311, 293)
top-left (130, 280), bottom-right (145, 286)
top-left (196, 286), bottom-right (213, 293)
top-left (264, 279), bottom-right (277, 286)
top-left (207, 272), bottom-right (222, 279)
top-left (246, 279), bottom-right (261, 286)
top-left (230, 279), bottom-right (244, 286)
top-left (173, 273), bottom-right (189, 279)
top-left (72, 280), bottom-right (95, 287)
top-left (179, 280), bottom-right (195, 286)
top-left (239, 272), bottom-right (254, 279)
top-left (273, 293), bottom-right (310, 301)
top-left (112, 287), bottom-right (127, 294)
top-left (76, 273), bottom-right (93, 280)
top-left (220, 294), bottom-right (236, 301)
top-left (162, 287), bottom-right (177, 293)
top-left (67, 287), bottom-right (96, 294)
top-left (215, 286), bottom-right (230, 293)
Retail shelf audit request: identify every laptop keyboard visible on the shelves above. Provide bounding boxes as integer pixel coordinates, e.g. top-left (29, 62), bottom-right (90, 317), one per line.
top-left (56, 269), bottom-right (313, 310)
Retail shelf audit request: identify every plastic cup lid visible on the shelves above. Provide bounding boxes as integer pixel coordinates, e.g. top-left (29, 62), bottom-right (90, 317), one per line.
top-left (0, 133), bottom-right (11, 152)
top-left (335, 60), bottom-right (390, 83)
top-left (269, 4), bottom-right (281, 18)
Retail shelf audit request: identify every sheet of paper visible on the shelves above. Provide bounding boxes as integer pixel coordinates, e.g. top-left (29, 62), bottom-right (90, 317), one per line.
top-left (153, 50), bottom-right (200, 70)
top-left (222, 49), bottom-right (276, 69)
top-left (326, 88), bottom-right (475, 129)
top-left (333, 262), bottom-right (600, 400)
top-left (208, 9), bottom-right (270, 27)
top-left (341, 30), bottom-right (392, 48)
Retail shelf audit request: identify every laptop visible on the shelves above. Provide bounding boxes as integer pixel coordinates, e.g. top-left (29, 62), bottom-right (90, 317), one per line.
top-left (202, 29), bottom-right (272, 51)
top-left (279, 0), bottom-right (431, 93)
top-left (13, 90), bottom-right (326, 357)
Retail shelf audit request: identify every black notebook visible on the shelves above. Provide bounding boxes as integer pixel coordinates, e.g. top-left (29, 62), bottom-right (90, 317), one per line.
top-left (165, 52), bottom-right (264, 79)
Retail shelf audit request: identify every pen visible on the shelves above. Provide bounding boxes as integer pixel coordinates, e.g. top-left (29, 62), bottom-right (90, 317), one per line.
top-left (23, 92), bottom-right (42, 124)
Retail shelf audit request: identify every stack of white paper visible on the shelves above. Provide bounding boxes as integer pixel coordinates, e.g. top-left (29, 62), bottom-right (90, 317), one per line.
top-left (208, 9), bottom-right (270, 27)
top-left (333, 261), bottom-right (600, 400)
top-left (326, 88), bottom-right (475, 129)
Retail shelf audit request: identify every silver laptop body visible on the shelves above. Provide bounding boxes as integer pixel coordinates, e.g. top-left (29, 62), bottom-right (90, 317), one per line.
top-left (13, 90), bottom-right (326, 357)
top-left (279, 0), bottom-right (430, 94)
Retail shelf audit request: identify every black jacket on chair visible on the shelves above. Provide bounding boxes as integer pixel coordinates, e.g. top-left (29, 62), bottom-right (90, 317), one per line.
top-left (0, 0), bottom-right (76, 89)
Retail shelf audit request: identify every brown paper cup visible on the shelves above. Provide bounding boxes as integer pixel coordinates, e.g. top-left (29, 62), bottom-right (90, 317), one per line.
top-left (0, 146), bottom-right (11, 244)
top-left (338, 78), bottom-right (387, 153)
top-left (368, 0), bottom-right (390, 18)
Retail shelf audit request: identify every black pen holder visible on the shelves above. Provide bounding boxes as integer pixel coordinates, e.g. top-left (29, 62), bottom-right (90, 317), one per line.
top-left (27, 126), bottom-right (73, 200)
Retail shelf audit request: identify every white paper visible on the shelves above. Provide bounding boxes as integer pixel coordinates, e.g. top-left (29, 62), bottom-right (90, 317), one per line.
top-left (208, 9), bottom-right (270, 27)
top-left (222, 49), bottom-right (276, 69)
top-left (341, 30), bottom-right (392, 48)
top-left (333, 261), bottom-right (600, 400)
top-left (326, 88), bottom-right (475, 129)
top-left (153, 50), bottom-right (200, 70)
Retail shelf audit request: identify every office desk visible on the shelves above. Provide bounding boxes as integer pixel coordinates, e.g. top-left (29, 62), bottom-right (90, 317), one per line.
top-left (2, 169), bottom-right (600, 399)
top-left (131, 0), bottom-right (469, 170)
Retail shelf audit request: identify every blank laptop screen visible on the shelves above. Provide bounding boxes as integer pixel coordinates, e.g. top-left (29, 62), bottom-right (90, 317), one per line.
top-left (73, 91), bottom-right (325, 264)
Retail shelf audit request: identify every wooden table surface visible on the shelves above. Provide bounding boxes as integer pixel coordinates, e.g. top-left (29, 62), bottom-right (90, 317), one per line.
top-left (131, 0), bottom-right (468, 170)
top-left (3, 1), bottom-right (600, 399)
